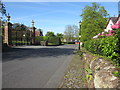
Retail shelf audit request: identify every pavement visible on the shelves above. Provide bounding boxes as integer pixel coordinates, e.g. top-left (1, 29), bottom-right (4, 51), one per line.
top-left (2, 45), bottom-right (78, 88)
top-left (60, 53), bottom-right (87, 88)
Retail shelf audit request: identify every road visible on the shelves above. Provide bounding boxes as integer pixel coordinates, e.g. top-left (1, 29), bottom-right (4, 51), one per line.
top-left (2, 45), bottom-right (78, 88)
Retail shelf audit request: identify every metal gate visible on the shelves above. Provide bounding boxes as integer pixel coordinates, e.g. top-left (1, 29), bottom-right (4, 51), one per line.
top-left (11, 28), bottom-right (32, 46)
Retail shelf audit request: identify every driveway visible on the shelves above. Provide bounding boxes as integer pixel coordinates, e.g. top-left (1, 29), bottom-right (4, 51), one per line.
top-left (2, 45), bottom-right (78, 88)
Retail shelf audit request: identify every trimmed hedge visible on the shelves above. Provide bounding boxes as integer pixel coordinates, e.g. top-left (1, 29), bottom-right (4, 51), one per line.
top-left (48, 36), bottom-right (60, 45)
top-left (35, 36), bottom-right (49, 45)
top-left (12, 41), bottom-right (30, 45)
top-left (84, 36), bottom-right (120, 66)
top-left (35, 36), bottom-right (60, 46)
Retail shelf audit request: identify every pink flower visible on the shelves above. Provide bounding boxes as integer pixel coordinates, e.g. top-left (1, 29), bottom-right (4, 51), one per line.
top-left (106, 33), bottom-right (114, 36)
top-left (102, 32), bottom-right (104, 34)
top-left (98, 33), bottom-right (101, 35)
top-left (109, 30), bottom-right (114, 33)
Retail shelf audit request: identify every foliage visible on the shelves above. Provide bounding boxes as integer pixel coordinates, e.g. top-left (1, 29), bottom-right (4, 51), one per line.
top-left (12, 23), bottom-right (28, 31)
top-left (35, 36), bottom-right (48, 44)
top-left (35, 36), bottom-right (60, 45)
top-left (84, 36), bottom-right (120, 66)
top-left (56, 33), bottom-right (64, 44)
top-left (48, 36), bottom-right (60, 45)
top-left (0, 1), bottom-right (7, 16)
top-left (12, 41), bottom-right (30, 45)
top-left (80, 2), bottom-right (109, 42)
top-left (85, 67), bottom-right (93, 81)
top-left (56, 33), bottom-right (63, 38)
top-left (35, 36), bottom-right (44, 42)
top-left (45, 31), bottom-right (55, 37)
top-left (11, 23), bottom-right (29, 42)
top-left (112, 71), bottom-right (120, 78)
top-left (56, 33), bottom-right (63, 41)
top-left (64, 25), bottom-right (79, 42)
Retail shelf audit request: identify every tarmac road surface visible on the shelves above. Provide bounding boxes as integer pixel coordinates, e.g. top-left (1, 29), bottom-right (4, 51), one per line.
top-left (2, 45), bottom-right (77, 88)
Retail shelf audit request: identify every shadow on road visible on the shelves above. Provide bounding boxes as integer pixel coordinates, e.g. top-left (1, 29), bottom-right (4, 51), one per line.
top-left (2, 46), bottom-right (75, 62)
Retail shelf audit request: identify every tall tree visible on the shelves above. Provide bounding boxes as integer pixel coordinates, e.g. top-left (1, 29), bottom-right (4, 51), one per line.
top-left (80, 2), bottom-right (109, 42)
top-left (64, 25), bottom-right (79, 42)
top-left (56, 33), bottom-right (63, 39)
top-left (56, 33), bottom-right (64, 43)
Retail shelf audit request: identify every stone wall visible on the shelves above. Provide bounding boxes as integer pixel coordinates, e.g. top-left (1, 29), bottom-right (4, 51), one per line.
top-left (83, 52), bottom-right (120, 88)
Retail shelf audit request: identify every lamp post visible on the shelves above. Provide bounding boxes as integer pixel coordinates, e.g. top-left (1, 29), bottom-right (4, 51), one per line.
top-left (78, 35), bottom-right (81, 50)
top-left (79, 21), bottom-right (82, 50)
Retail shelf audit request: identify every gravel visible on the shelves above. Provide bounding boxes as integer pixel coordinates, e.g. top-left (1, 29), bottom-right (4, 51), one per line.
top-left (59, 53), bottom-right (88, 88)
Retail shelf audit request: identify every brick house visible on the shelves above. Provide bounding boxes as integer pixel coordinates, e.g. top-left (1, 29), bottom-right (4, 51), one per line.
top-left (35, 29), bottom-right (43, 36)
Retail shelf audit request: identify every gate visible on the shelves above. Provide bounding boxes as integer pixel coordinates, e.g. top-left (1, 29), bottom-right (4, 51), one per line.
top-left (11, 28), bottom-right (32, 46)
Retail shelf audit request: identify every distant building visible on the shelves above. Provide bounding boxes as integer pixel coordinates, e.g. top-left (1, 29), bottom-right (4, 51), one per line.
top-left (35, 29), bottom-right (43, 36)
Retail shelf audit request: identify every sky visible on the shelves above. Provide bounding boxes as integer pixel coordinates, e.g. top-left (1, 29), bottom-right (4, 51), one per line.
top-left (2, 2), bottom-right (119, 35)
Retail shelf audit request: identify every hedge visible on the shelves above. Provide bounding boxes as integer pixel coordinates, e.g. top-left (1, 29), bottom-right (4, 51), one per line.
top-left (84, 36), bottom-right (120, 66)
top-left (35, 36), bottom-right (60, 45)
top-left (48, 36), bottom-right (60, 45)
top-left (12, 41), bottom-right (30, 45)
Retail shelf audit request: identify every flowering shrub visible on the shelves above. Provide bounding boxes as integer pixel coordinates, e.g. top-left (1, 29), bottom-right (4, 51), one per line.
top-left (93, 30), bottom-right (115, 39)
top-left (84, 36), bottom-right (120, 66)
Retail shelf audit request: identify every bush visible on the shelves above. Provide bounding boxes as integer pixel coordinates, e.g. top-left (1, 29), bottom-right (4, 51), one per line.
top-left (84, 36), bottom-right (120, 66)
top-left (35, 36), bottom-right (48, 45)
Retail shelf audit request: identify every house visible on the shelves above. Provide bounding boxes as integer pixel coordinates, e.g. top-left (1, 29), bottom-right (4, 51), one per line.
top-left (105, 17), bottom-right (117, 32)
top-left (35, 29), bottom-right (43, 36)
top-left (111, 14), bottom-right (120, 29)
top-left (93, 16), bottom-right (118, 39)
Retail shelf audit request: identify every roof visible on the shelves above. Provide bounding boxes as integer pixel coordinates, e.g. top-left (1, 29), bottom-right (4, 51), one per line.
top-left (110, 17), bottom-right (117, 24)
top-left (106, 17), bottom-right (117, 28)
top-left (115, 14), bottom-right (120, 24)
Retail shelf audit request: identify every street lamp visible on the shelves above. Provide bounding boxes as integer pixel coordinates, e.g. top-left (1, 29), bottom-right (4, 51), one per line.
top-left (78, 21), bottom-right (82, 50)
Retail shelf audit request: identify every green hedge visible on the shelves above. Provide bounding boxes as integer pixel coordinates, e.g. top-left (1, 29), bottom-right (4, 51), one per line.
top-left (12, 41), bottom-right (30, 45)
top-left (84, 36), bottom-right (120, 66)
top-left (48, 36), bottom-right (60, 45)
top-left (35, 36), bottom-right (48, 42)
top-left (35, 36), bottom-right (60, 45)
top-left (35, 36), bottom-right (49, 45)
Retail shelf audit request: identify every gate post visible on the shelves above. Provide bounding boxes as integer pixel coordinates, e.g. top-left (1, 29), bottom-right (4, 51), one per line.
top-left (31, 20), bottom-right (36, 45)
top-left (4, 14), bottom-right (12, 46)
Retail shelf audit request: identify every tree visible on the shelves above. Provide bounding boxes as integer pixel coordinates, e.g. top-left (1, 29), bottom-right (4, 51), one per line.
top-left (64, 25), bottom-right (79, 42)
top-left (0, 1), bottom-right (7, 16)
top-left (80, 2), bottom-right (109, 42)
top-left (12, 23), bottom-right (28, 41)
top-left (56, 33), bottom-right (63, 39)
top-left (45, 31), bottom-right (55, 37)
top-left (72, 25), bottom-right (79, 39)
top-left (56, 33), bottom-right (64, 44)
